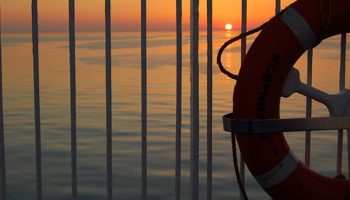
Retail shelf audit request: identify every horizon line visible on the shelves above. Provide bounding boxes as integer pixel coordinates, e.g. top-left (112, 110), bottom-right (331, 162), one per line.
top-left (2, 28), bottom-right (244, 34)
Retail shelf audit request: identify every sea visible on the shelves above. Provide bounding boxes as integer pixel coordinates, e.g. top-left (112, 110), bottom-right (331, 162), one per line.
top-left (2, 31), bottom-right (350, 199)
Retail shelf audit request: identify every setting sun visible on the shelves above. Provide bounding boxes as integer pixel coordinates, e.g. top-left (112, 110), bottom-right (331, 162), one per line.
top-left (225, 23), bottom-right (233, 31)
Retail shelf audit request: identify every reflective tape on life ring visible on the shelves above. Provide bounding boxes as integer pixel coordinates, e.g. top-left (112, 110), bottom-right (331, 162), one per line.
top-left (280, 7), bottom-right (317, 50)
top-left (255, 151), bottom-right (299, 188)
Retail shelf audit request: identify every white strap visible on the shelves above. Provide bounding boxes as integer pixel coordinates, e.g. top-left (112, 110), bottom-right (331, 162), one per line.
top-left (255, 151), bottom-right (299, 188)
top-left (280, 7), bottom-right (317, 50)
top-left (222, 114), bottom-right (350, 133)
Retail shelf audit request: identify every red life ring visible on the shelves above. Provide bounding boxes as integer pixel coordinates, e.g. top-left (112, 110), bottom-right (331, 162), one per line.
top-left (234, 0), bottom-right (350, 199)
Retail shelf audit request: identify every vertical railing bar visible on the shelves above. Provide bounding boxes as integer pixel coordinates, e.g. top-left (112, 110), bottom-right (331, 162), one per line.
top-left (337, 33), bottom-right (346, 177)
top-left (105, 0), bottom-right (113, 199)
top-left (190, 0), bottom-right (199, 199)
top-left (348, 125), bottom-right (350, 180)
top-left (239, 1), bottom-right (247, 198)
top-left (339, 34), bottom-right (346, 90)
top-left (206, 0), bottom-right (213, 199)
top-left (0, 2), bottom-right (6, 199)
top-left (305, 49), bottom-right (313, 168)
top-left (175, 0), bottom-right (182, 199)
top-left (68, 0), bottom-right (77, 199)
top-left (341, 34), bottom-right (350, 183)
top-left (31, 0), bottom-right (42, 199)
top-left (336, 133), bottom-right (344, 176)
top-left (141, 0), bottom-right (147, 199)
top-left (275, 0), bottom-right (280, 15)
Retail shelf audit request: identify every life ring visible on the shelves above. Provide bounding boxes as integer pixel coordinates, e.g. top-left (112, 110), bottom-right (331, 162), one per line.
top-left (234, 0), bottom-right (350, 199)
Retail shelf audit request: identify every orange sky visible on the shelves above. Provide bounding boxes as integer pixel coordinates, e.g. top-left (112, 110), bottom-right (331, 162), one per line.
top-left (2, 0), bottom-right (296, 32)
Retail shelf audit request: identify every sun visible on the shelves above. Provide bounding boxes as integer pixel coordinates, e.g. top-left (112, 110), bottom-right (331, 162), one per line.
top-left (225, 23), bottom-right (233, 31)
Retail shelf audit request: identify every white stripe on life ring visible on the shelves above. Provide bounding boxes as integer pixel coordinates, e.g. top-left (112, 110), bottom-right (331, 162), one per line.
top-left (280, 7), bottom-right (317, 50)
top-left (255, 151), bottom-right (299, 188)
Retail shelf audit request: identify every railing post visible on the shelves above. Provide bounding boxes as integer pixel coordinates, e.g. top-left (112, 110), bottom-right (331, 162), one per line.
top-left (190, 0), bottom-right (199, 199)
top-left (206, 0), bottom-right (213, 199)
top-left (105, 0), bottom-right (113, 199)
top-left (68, 0), bottom-right (77, 199)
top-left (305, 49), bottom-right (313, 167)
top-left (0, 2), bottom-right (5, 199)
top-left (337, 33), bottom-right (346, 177)
top-left (239, 1), bottom-right (247, 198)
top-left (31, 1), bottom-right (42, 199)
top-left (175, 0), bottom-right (182, 199)
top-left (275, 0), bottom-right (280, 16)
top-left (141, 0), bottom-right (148, 199)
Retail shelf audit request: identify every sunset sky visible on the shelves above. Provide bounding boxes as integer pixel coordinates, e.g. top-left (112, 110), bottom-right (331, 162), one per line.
top-left (2, 0), bottom-right (295, 32)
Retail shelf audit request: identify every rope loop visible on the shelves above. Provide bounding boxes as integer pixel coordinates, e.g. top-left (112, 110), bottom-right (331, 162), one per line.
top-left (216, 24), bottom-right (267, 80)
top-left (216, 9), bottom-right (286, 80)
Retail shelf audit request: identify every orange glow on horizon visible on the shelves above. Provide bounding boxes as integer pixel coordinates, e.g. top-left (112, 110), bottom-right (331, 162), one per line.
top-left (2, 0), bottom-right (296, 32)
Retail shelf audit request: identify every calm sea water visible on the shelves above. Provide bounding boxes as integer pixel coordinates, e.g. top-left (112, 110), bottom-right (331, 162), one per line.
top-left (2, 31), bottom-right (350, 200)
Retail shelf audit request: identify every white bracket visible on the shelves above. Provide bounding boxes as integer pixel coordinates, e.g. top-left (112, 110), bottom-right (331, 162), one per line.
top-left (282, 68), bottom-right (350, 117)
top-left (223, 114), bottom-right (350, 133)
top-left (223, 68), bottom-right (350, 134)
